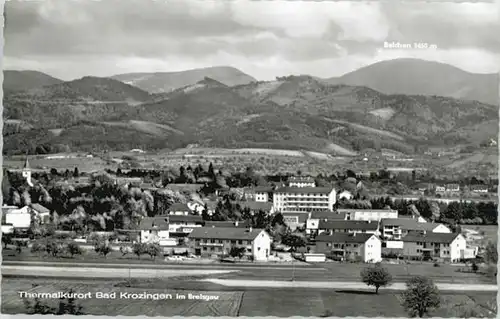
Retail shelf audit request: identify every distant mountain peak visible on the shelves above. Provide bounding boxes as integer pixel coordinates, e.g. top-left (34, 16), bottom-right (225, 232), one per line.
top-left (111, 66), bottom-right (256, 93)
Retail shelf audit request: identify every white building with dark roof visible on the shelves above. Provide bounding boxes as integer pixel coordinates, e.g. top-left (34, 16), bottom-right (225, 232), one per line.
top-left (315, 233), bottom-right (382, 263)
top-left (380, 218), bottom-right (451, 240)
top-left (138, 216), bottom-right (177, 246)
top-left (188, 227), bottom-right (271, 261)
top-left (401, 232), bottom-right (467, 262)
top-left (273, 186), bottom-right (336, 212)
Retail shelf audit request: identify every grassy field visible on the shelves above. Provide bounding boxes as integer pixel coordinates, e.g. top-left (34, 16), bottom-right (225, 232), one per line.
top-left (1, 278), bottom-right (496, 317)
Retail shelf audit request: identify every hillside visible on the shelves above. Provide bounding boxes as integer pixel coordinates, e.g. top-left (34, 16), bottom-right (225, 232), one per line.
top-left (6, 76), bottom-right (153, 103)
top-left (111, 66), bottom-right (257, 93)
top-left (325, 58), bottom-right (499, 106)
top-left (3, 74), bottom-right (498, 157)
top-left (3, 70), bottom-right (63, 92)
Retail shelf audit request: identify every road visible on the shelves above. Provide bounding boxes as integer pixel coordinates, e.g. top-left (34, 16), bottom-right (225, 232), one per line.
top-left (1, 261), bottom-right (493, 285)
top-left (202, 279), bottom-right (498, 292)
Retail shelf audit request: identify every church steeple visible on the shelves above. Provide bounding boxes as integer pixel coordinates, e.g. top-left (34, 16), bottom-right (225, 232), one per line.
top-left (22, 153), bottom-right (33, 187)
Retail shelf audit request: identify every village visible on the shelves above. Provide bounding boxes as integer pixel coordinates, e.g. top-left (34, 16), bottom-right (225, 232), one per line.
top-left (2, 157), bottom-right (495, 269)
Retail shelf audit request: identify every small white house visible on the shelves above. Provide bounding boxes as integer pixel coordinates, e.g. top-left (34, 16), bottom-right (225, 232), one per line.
top-left (5, 206), bottom-right (31, 228)
top-left (139, 217), bottom-right (177, 246)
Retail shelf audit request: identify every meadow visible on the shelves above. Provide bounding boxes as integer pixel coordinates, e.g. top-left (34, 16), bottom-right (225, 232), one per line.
top-left (1, 278), bottom-right (496, 317)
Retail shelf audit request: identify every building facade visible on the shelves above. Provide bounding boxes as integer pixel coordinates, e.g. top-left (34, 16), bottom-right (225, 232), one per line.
top-left (315, 233), bottom-right (382, 263)
top-left (273, 187), bottom-right (336, 212)
top-left (317, 220), bottom-right (379, 236)
top-left (188, 227), bottom-right (271, 261)
top-left (139, 217), bottom-right (177, 246)
top-left (381, 218), bottom-right (451, 240)
top-left (339, 209), bottom-right (398, 222)
top-left (288, 176), bottom-right (316, 188)
top-left (401, 232), bottom-right (466, 262)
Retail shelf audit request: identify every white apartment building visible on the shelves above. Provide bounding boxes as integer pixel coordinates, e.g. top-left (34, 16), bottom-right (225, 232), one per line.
top-left (273, 187), bottom-right (336, 212)
top-left (339, 209), bottom-right (398, 222)
top-left (288, 176), bottom-right (316, 188)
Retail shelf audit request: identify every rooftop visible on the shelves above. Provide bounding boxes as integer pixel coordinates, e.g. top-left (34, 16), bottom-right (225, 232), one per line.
top-left (166, 214), bottom-right (203, 223)
top-left (274, 186), bottom-right (334, 194)
top-left (318, 220), bottom-right (379, 231)
top-left (204, 220), bottom-right (251, 228)
top-left (188, 227), bottom-right (265, 240)
top-left (138, 217), bottom-right (169, 230)
top-left (168, 203), bottom-right (192, 212)
top-left (30, 203), bottom-right (50, 214)
top-left (337, 208), bottom-right (398, 213)
top-left (310, 210), bottom-right (346, 220)
top-left (315, 233), bottom-right (375, 244)
top-left (381, 218), bottom-right (445, 231)
top-left (402, 232), bottom-right (461, 244)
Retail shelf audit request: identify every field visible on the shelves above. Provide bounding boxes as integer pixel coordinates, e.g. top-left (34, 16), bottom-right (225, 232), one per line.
top-left (1, 278), bottom-right (496, 317)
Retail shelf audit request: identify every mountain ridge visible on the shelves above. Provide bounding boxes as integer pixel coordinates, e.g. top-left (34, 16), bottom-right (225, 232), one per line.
top-left (325, 58), bottom-right (498, 106)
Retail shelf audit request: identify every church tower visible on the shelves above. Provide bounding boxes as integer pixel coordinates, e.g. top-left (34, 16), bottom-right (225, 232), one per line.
top-left (22, 154), bottom-right (33, 187)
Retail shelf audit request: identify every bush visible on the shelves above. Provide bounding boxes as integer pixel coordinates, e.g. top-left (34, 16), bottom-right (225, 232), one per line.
top-left (66, 242), bottom-right (83, 258)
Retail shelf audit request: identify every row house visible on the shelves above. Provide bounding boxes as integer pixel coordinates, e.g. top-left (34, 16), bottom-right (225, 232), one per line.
top-left (401, 232), bottom-right (467, 262)
top-left (380, 218), bottom-right (451, 240)
top-left (273, 187), bottom-right (336, 212)
top-left (339, 208), bottom-right (398, 222)
top-left (317, 220), bottom-right (379, 237)
top-left (288, 176), bottom-right (316, 188)
top-left (315, 233), bottom-right (382, 263)
top-left (187, 227), bottom-right (272, 261)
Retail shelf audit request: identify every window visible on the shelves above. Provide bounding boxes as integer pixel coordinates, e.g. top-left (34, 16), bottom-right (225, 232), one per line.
top-left (203, 247), bottom-right (207, 251)
top-left (210, 239), bottom-right (215, 243)
top-left (218, 240), bottom-right (223, 244)
top-left (238, 240), bottom-right (243, 244)
top-left (231, 240), bottom-right (236, 244)
top-left (258, 247), bottom-right (261, 251)
top-left (210, 247), bottom-right (215, 251)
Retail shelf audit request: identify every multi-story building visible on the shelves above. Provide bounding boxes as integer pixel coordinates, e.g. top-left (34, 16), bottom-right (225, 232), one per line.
top-left (288, 176), bottom-right (316, 188)
top-left (273, 187), bottom-right (336, 212)
top-left (339, 208), bottom-right (398, 222)
top-left (401, 232), bottom-right (467, 262)
top-left (188, 227), bottom-right (271, 261)
top-left (315, 233), bottom-right (382, 263)
top-left (380, 218), bottom-right (451, 240)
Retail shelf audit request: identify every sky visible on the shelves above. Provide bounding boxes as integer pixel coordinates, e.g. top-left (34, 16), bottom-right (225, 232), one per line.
top-left (3, 0), bottom-right (499, 81)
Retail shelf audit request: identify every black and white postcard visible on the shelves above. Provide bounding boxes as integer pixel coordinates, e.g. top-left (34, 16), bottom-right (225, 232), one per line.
top-left (1, 0), bottom-right (498, 317)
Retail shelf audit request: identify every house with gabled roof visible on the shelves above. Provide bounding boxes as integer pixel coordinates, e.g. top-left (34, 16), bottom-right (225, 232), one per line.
top-left (138, 216), bottom-right (177, 246)
top-left (187, 227), bottom-right (271, 261)
top-left (315, 233), bottom-right (382, 263)
top-left (401, 232), bottom-right (466, 262)
top-left (380, 218), bottom-right (451, 240)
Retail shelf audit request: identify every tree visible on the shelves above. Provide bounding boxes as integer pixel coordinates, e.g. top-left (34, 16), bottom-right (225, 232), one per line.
top-left (281, 234), bottom-right (307, 252)
top-left (484, 241), bottom-right (498, 264)
top-left (147, 243), bottom-right (161, 260)
top-left (133, 242), bottom-right (147, 259)
top-left (66, 242), bottom-right (83, 258)
top-left (94, 241), bottom-right (112, 258)
top-left (471, 262), bottom-right (478, 273)
top-left (401, 276), bottom-right (441, 318)
top-left (360, 263), bottom-right (393, 294)
top-left (73, 167), bottom-right (80, 178)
